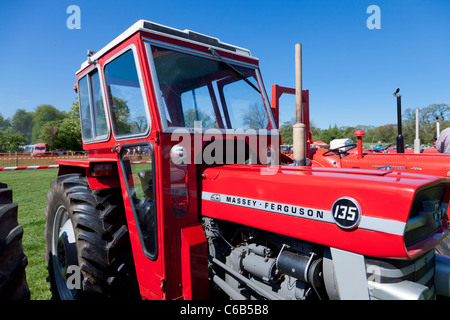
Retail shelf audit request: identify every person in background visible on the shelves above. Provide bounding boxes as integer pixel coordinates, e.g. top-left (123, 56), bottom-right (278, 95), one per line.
top-left (374, 141), bottom-right (383, 151)
top-left (436, 127), bottom-right (450, 154)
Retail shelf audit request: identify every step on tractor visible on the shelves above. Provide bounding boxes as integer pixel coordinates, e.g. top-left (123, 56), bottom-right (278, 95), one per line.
top-left (0, 183), bottom-right (30, 299)
top-left (44, 20), bottom-right (450, 300)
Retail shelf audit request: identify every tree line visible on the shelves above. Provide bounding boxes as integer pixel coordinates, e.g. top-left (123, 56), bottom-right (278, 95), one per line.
top-left (0, 102), bottom-right (81, 152)
top-left (279, 104), bottom-right (449, 147)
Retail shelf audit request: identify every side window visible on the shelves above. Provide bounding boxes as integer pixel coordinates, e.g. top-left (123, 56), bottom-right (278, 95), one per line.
top-left (120, 144), bottom-right (157, 259)
top-left (104, 49), bottom-right (150, 138)
top-left (77, 69), bottom-right (108, 141)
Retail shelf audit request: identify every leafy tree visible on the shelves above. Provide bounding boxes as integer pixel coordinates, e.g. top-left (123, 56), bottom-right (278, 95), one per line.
top-left (279, 120), bottom-right (295, 145)
top-left (54, 102), bottom-right (82, 150)
top-left (40, 121), bottom-right (60, 150)
top-left (32, 104), bottom-right (66, 142)
top-left (0, 114), bottom-right (11, 134)
top-left (373, 124), bottom-right (396, 143)
top-left (39, 101), bottom-right (82, 151)
top-left (0, 132), bottom-right (26, 152)
top-left (319, 125), bottom-right (344, 144)
top-left (12, 109), bottom-right (33, 143)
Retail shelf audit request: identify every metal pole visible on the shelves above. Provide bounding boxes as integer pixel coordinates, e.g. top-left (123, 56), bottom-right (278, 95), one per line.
top-left (293, 44), bottom-right (307, 165)
top-left (295, 44), bottom-right (303, 124)
top-left (393, 88), bottom-right (404, 153)
top-left (436, 116), bottom-right (440, 138)
top-left (414, 108), bottom-right (420, 153)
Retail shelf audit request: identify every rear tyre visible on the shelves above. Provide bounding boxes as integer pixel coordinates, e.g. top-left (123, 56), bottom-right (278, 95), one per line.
top-left (44, 174), bottom-right (138, 300)
top-left (0, 183), bottom-right (30, 300)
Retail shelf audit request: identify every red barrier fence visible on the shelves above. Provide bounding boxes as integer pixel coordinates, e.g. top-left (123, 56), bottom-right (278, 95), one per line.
top-left (0, 153), bottom-right (87, 167)
top-left (0, 165), bottom-right (59, 171)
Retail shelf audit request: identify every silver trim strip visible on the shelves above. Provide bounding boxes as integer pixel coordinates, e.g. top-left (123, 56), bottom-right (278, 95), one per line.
top-left (202, 191), bottom-right (406, 236)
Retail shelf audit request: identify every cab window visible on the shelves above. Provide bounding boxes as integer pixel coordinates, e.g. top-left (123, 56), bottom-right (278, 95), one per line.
top-left (77, 69), bottom-right (108, 141)
top-left (104, 49), bottom-right (150, 138)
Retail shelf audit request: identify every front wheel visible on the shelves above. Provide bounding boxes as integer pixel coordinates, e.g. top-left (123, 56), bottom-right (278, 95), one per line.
top-left (44, 174), bottom-right (138, 299)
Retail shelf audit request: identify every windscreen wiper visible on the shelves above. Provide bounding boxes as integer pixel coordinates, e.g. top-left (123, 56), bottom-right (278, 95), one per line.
top-left (208, 47), bottom-right (261, 94)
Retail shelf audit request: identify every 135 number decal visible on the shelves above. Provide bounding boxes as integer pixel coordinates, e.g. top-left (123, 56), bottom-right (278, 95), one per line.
top-left (331, 198), bottom-right (361, 229)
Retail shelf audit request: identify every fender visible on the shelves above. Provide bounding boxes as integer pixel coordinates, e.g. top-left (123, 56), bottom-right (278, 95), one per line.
top-left (56, 158), bottom-right (121, 190)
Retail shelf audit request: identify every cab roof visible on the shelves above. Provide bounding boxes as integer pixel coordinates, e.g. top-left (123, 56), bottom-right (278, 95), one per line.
top-left (77, 20), bottom-right (254, 74)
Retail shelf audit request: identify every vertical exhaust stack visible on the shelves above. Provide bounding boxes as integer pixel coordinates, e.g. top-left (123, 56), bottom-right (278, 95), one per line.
top-left (436, 116), bottom-right (440, 138)
top-left (393, 88), bottom-right (405, 153)
top-left (414, 108), bottom-right (420, 153)
top-left (293, 44), bottom-right (308, 166)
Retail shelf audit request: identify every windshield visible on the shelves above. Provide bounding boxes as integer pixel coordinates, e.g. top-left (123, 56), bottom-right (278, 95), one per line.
top-left (149, 44), bottom-right (274, 131)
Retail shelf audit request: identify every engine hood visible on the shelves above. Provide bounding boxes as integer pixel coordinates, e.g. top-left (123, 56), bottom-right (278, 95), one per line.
top-left (200, 164), bottom-right (449, 259)
top-left (341, 152), bottom-right (450, 177)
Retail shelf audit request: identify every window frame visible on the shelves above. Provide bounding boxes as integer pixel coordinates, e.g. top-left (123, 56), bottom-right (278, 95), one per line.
top-left (119, 142), bottom-right (158, 260)
top-left (103, 44), bottom-right (152, 141)
top-left (144, 40), bottom-right (277, 134)
top-left (77, 66), bottom-right (111, 143)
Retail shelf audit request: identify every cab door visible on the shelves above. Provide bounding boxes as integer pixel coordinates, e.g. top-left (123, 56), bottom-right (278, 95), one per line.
top-left (119, 142), bottom-right (164, 299)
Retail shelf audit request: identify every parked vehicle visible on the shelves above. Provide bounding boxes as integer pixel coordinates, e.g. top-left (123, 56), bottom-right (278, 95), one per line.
top-left (43, 20), bottom-right (450, 300)
top-left (32, 143), bottom-right (48, 156)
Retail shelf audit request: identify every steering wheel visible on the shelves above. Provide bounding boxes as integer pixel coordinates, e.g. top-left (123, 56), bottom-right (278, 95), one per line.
top-left (323, 144), bottom-right (357, 158)
top-left (372, 143), bottom-right (395, 153)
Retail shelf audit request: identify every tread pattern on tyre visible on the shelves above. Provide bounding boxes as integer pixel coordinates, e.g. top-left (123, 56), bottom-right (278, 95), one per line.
top-left (0, 183), bottom-right (30, 300)
top-left (44, 174), bottom-right (136, 299)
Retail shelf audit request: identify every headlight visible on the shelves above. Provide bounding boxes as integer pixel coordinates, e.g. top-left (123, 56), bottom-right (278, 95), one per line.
top-left (405, 186), bottom-right (448, 246)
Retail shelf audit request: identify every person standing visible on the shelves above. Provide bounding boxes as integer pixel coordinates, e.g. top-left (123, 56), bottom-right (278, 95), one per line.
top-left (436, 127), bottom-right (450, 154)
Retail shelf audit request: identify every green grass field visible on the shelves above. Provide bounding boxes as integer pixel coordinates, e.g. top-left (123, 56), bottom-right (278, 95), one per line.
top-left (1, 169), bottom-right (57, 300)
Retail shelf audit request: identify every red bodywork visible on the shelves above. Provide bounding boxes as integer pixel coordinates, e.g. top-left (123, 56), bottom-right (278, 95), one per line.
top-left (57, 23), bottom-right (449, 300)
top-left (201, 164), bottom-right (448, 259)
top-left (272, 85), bottom-right (450, 178)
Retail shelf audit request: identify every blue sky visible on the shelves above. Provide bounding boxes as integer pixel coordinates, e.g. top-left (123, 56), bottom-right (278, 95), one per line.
top-left (0, 0), bottom-right (449, 129)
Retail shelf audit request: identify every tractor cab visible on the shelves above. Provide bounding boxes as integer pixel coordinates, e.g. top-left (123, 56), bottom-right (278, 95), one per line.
top-left (55, 20), bottom-right (279, 299)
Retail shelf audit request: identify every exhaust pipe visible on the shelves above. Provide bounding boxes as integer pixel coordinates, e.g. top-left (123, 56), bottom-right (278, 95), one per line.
top-left (436, 116), bottom-right (440, 138)
top-left (414, 108), bottom-right (420, 153)
top-left (393, 88), bottom-right (405, 153)
top-left (293, 44), bottom-right (308, 165)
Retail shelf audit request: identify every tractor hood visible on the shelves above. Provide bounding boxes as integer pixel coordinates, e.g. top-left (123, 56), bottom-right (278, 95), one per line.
top-left (200, 164), bottom-right (449, 259)
top-left (340, 152), bottom-right (450, 177)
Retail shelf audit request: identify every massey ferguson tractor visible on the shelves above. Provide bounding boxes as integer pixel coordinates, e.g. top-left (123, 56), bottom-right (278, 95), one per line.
top-left (272, 84), bottom-right (450, 179)
top-left (0, 183), bottom-right (29, 299)
top-left (44, 20), bottom-right (450, 300)
top-left (272, 85), bottom-right (450, 257)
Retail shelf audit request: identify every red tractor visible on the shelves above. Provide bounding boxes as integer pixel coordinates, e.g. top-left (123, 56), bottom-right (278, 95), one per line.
top-left (44, 20), bottom-right (450, 300)
top-left (272, 85), bottom-right (450, 178)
